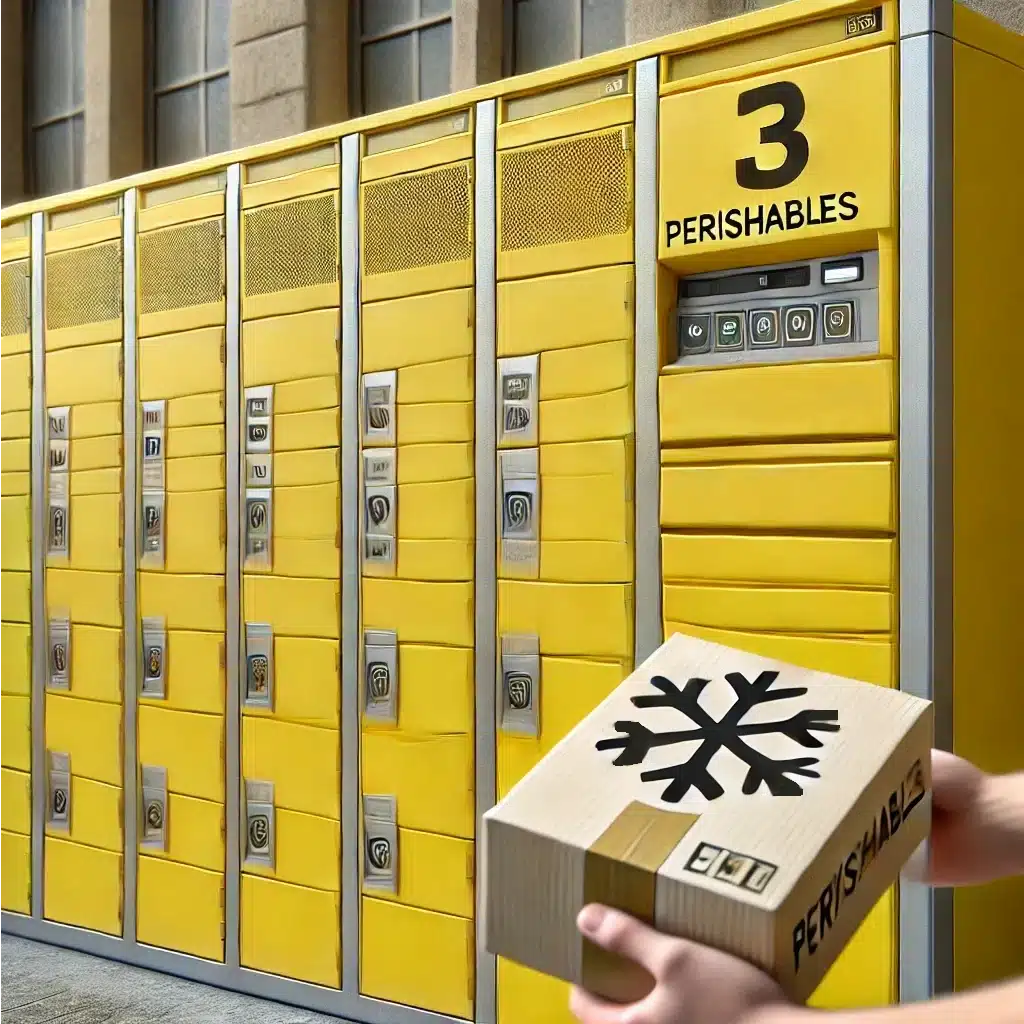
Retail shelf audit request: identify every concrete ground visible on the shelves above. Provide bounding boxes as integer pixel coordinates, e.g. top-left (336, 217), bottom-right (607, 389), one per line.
top-left (0, 935), bottom-right (353, 1024)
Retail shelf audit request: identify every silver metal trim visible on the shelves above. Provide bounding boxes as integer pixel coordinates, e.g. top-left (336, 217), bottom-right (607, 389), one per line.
top-left (900, 0), bottom-right (953, 39)
top-left (633, 55), bottom-right (662, 667)
top-left (122, 187), bottom-right (139, 945)
top-left (0, 913), bottom-right (466, 1024)
top-left (897, 30), bottom-right (954, 1003)
top-left (29, 209), bottom-right (45, 919)
top-left (361, 794), bottom-right (398, 894)
top-left (224, 161), bottom-right (243, 971)
top-left (474, 95), bottom-right (498, 1024)
top-left (340, 130), bottom-right (362, 998)
top-left (496, 353), bottom-right (538, 448)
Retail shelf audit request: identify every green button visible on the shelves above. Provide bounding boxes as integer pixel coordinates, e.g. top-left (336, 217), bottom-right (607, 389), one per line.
top-left (716, 313), bottom-right (744, 350)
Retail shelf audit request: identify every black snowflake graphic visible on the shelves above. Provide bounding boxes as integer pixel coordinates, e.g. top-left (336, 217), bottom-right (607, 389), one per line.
top-left (596, 671), bottom-right (840, 802)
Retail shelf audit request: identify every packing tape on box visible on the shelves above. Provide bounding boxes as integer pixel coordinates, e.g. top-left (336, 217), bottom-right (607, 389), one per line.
top-left (581, 801), bottom-right (699, 1003)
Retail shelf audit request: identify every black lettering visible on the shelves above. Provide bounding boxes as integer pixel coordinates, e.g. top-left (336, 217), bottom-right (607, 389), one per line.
top-left (905, 760), bottom-right (926, 818)
top-left (718, 209), bottom-right (724, 240)
top-left (745, 205), bottom-right (765, 236)
top-left (765, 203), bottom-right (785, 233)
top-left (805, 195), bottom-right (822, 226)
top-left (735, 81), bottom-right (810, 190)
top-left (820, 879), bottom-right (835, 934)
top-left (807, 904), bottom-right (819, 955)
top-left (785, 198), bottom-right (805, 230)
top-left (666, 220), bottom-right (682, 247)
top-left (832, 864), bottom-right (844, 917)
top-left (699, 213), bottom-right (716, 242)
top-left (724, 208), bottom-right (743, 239)
top-left (793, 918), bottom-right (807, 972)
top-left (683, 217), bottom-right (698, 245)
top-left (861, 820), bottom-right (878, 875)
top-left (889, 791), bottom-right (902, 834)
top-left (838, 191), bottom-right (859, 220)
top-left (820, 192), bottom-right (837, 223)
top-left (879, 804), bottom-right (891, 849)
top-left (843, 851), bottom-right (859, 895)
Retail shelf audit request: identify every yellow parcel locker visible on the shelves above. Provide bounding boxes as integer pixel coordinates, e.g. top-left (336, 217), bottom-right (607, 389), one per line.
top-left (137, 705), bottom-right (224, 803)
top-left (1, 570), bottom-right (31, 622)
top-left (67, 623), bottom-right (122, 703)
top-left (139, 326), bottom-right (224, 400)
top-left (166, 391), bottom-right (223, 428)
top-left (397, 401), bottom-right (474, 446)
top-left (1, 622), bottom-right (30, 694)
top-left (247, 635), bottom-right (338, 728)
top-left (145, 791), bottom-right (225, 872)
top-left (67, 492), bottom-right (122, 570)
top-left (242, 575), bottom-right (339, 639)
top-left (361, 897), bottom-right (473, 1020)
top-left (164, 489), bottom-right (225, 574)
top-left (46, 568), bottom-right (123, 628)
top-left (69, 400), bottom-right (121, 438)
top-left (274, 408), bottom-right (339, 451)
top-left (0, 353), bottom-right (30, 411)
top-left (1, 439), bottom-right (30, 473)
top-left (44, 836), bottom-right (122, 935)
top-left (1, 767), bottom-right (31, 834)
top-left (46, 775), bottom-right (122, 852)
top-left (241, 873), bottom-right (340, 987)
top-left (539, 386), bottom-right (633, 445)
top-left (242, 308), bottom-right (339, 386)
top-left (244, 805), bottom-right (339, 892)
top-left (398, 477), bottom-right (473, 539)
top-left (274, 374), bottom-right (339, 416)
top-left (165, 424), bottom-right (224, 459)
top-left (397, 442), bottom-right (473, 484)
top-left (45, 693), bottom-right (122, 786)
top-left (1, 495), bottom-right (30, 570)
top-left (166, 454), bottom-right (225, 492)
top-left (1, 830), bottom-right (31, 914)
top-left (272, 481), bottom-right (339, 578)
top-left (397, 356), bottom-right (474, 405)
top-left (140, 572), bottom-right (224, 632)
top-left (362, 578), bottom-right (473, 648)
top-left (539, 337), bottom-right (632, 402)
top-left (45, 342), bottom-right (123, 407)
top-left (381, 643), bottom-right (473, 735)
top-left (153, 629), bottom-right (225, 715)
top-left (137, 856), bottom-right (224, 962)
top-left (1, 694), bottom-right (30, 771)
top-left (372, 827), bottom-right (474, 920)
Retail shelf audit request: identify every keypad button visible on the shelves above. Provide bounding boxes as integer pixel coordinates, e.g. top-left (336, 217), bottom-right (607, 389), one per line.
top-left (823, 302), bottom-right (855, 341)
top-left (679, 314), bottom-right (712, 354)
top-left (749, 309), bottom-right (780, 347)
top-left (783, 305), bottom-right (816, 346)
top-left (715, 313), bottom-right (744, 350)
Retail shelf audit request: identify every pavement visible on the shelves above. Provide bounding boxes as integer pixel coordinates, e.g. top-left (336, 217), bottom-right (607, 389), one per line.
top-left (0, 935), bottom-right (352, 1024)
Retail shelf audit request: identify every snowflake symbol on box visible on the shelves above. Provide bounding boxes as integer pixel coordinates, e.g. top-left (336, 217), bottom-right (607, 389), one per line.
top-left (595, 671), bottom-right (840, 802)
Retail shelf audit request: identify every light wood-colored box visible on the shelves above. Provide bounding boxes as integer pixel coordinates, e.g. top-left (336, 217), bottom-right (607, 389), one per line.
top-left (483, 632), bottom-right (933, 1004)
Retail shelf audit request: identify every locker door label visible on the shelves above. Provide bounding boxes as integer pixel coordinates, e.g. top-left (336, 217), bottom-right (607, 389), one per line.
top-left (244, 386), bottom-right (273, 454)
top-left (140, 765), bottom-right (168, 851)
top-left (141, 617), bottom-right (167, 699)
top-left (497, 354), bottom-right (539, 448)
top-left (244, 779), bottom-right (275, 869)
top-left (244, 622), bottom-right (274, 709)
top-left (362, 794), bottom-right (398, 894)
top-left (363, 629), bottom-right (398, 725)
top-left (499, 448), bottom-right (540, 578)
top-left (363, 484), bottom-right (397, 575)
top-left (48, 616), bottom-right (72, 691)
top-left (141, 400), bottom-right (166, 491)
top-left (363, 447), bottom-right (396, 487)
top-left (47, 751), bottom-right (71, 831)
top-left (246, 454), bottom-right (272, 487)
top-left (362, 370), bottom-right (396, 447)
top-left (500, 633), bottom-right (541, 737)
top-left (141, 491), bottom-right (166, 569)
top-left (244, 488), bottom-right (272, 570)
top-left (47, 406), bottom-right (71, 558)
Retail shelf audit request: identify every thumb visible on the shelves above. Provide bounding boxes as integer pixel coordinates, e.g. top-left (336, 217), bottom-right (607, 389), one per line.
top-left (577, 905), bottom-right (683, 978)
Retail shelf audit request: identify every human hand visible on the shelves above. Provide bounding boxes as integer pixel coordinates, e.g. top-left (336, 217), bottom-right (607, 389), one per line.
top-left (570, 905), bottom-right (796, 1024)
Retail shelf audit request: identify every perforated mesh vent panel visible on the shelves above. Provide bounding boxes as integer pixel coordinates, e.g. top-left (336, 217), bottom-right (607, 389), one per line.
top-left (499, 128), bottom-right (631, 253)
top-left (243, 193), bottom-right (338, 298)
top-left (1, 261), bottom-right (30, 337)
top-left (362, 161), bottom-right (472, 277)
top-left (139, 217), bottom-right (225, 314)
top-left (45, 240), bottom-right (123, 331)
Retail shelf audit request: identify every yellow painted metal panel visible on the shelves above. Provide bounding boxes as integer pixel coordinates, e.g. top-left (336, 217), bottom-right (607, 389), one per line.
top-left (659, 359), bottom-right (895, 444)
top-left (1, 496), bottom-right (31, 571)
top-left (498, 957), bottom-right (575, 1024)
top-left (398, 478), bottom-right (473, 540)
top-left (268, 538), bottom-right (340, 580)
top-left (1, 768), bottom-right (30, 834)
top-left (1, 353), bottom-right (31, 412)
top-left (45, 342), bottom-right (123, 407)
top-left (45, 319), bottom-right (122, 352)
top-left (540, 338), bottom-right (632, 400)
top-left (361, 730), bottom-right (474, 839)
top-left (166, 424), bottom-right (224, 459)
top-left (144, 791), bottom-right (224, 872)
top-left (139, 301), bottom-right (226, 340)
top-left (241, 874), bottom-right (340, 988)
top-left (498, 228), bottom-right (632, 283)
top-left (70, 434), bottom-right (122, 470)
top-left (166, 455), bottom-right (225, 492)
top-left (1, 440), bottom-right (30, 473)
top-left (361, 898), bottom-right (473, 1019)
top-left (242, 575), bottom-right (339, 638)
top-left (138, 190), bottom-right (224, 232)
top-left (1, 571), bottom-right (31, 623)
top-left (398, 539), bottom-right (474, 582)
top-left (1, 410), bottom-right (31, 437)
top-left (1, 471), bottom-right (29, 495)
top-left (661, 460), bottom-right (895, 533)
top-left (275, 408), bottom-right (339, 451)
top-left (244, 635), bottom-right (338, 728)
top-left (498, 265), bottom-right (633, 358)
top-left (69, 624), bottom-right (123, 703)
top-left (139, 326), bottom-right (224, 401)
top-left (1, 830), bottom-right (31, 913)
top-left (138, 705), bottom-right (224, 802)
top-left (661, 439), bottom-right (897, 465)
top-left (398, 402), bottom-right (474, 445)
top-left (373, 827), bottom-right (474, 919)
top-left (45, 693), bottom-right (123, 786)
top-left (540, 540), bottom-right (631, 584)
top-left (274, 448), bottom-right (338, 487)
top-left (65, 492), bottom-right (122, 571)
top-left (498, 581), bottom-right (633, 660)
top-left (137, 856), bottom-right (225, 962)
top-left (398, 356), bottom-right (474, 404)
top-left (539, 387), bottom-right (633, 444)
top-left (46, 776), bottom-right (122, 852)
top-left (242, 716), bottom-right (339, 818)
top-left (362, 132), bottom-right (473, 182)
top-left (497, 93), bottom-right (633, 150)
top-left (244, 806), bottom-right (339, 891)
top-left (242, 165), bottom-right (339, 208)
top-left (396, 443), bottom-right (473, 484)
top-left (244, 282), bottom-right (339, 322)
top-left (954, 1), bottom-right (1024, 68)
top-left (361, 288), bottom-right (474, 373)
top-left (70, 468), bottom-right (121, 495)
top-left (44, 837), bottom-right (122, 935)
top-left (45, 216), bottom-right (121, 251)
top-left (142, 629), bottom-right (224, 715)
top-left (47, 568), bottom-right (122, 627)
top-left (274, 373), bottom-right (339, 414)
top-left (165, 490), bottom-right (224, 574)
top-left (242, 309), bottom-right (339, 387)
top-left (1, 622), bottom-right (30, 694)
top-left (140, 572), bottom-right (224, 632)
top-left (362, 578), bottom-right (474, 647)
top-left (70, 400), bottom-right (121, 437)
top-left (1, 235), bottom-right (30, 260)
top-left (361, 258), bottom-right (473, 306)
top-left (540, 439), bottom-right (630, 542)
top-left (167, 391), bottom-right (223, 427)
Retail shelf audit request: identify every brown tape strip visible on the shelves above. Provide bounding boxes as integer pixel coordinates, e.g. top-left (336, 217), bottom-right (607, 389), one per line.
top-left (581, 801), bottom-right (698, 1004)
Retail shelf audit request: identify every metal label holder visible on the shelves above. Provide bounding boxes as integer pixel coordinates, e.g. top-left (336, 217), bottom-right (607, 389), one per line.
top-left (362, 370), bottom-right (396, 447)
top-left (363, 629), bottom-right (398, 725)
top-left (46, 406), bottom-right (70, 559)
top-left (499, 633), bottom-right (541, 737)
top-left (362, 794), bottom-right (398, 894)
top-left (46, 751), bottom-right (71, 831)
top-left (243, 779), bottom-right (275, 869)
top-left (497, 354), bottom-right (539, 448)
top-left (140, 617), bottom-right (167, 699)
top-left (47, 616), bottom-right (71, 691)
top-left (499, 447), bottom-right (540, 579)
top-left (244, 622), bottom-right (274, 709)
top-left (140, 765), bottom-right (168, 851)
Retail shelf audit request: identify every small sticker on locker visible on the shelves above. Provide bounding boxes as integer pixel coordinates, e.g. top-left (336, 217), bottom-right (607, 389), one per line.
top-left (244, 780), bottom-right (275, 869)
top-left (363, 630), bottom-right (398, 724)
top-left (47, 751), bottom-right (71, 831)
top-left (141, 491), bottom-right (166, 567)
top-left (48, 439), bottom-right (69, 473)
top-left (500, 634), bottom-right (540, 737)
top-left (244, 622), bottom-right (274, 709)
top-left (48, 406), bottom-right (70, 441)
top-left (141, 617), bottom-right (167, 699)
top-left (48, 499), bottom-right (70, 558)
top-left (48, 616), bottom-right (71, 691)
top-left (141, 400), bottom-right (166, 491)
top-left (244, 488), bottom-right (272, 570)
top-left (362, 370), bottom-right (396, 446)
top-left (140, 765), bottom-right (168, 851)
top-left (246, 454), bottom-right (272, 488)
top-left (363, 794), bottom-right (398, 894)
top-left (363, 483), bottom-right (397, 575)
top-left (245, 386), bottom-right (273, 455)
top-left (499, 448), bottom-right (540, 578)
top-left (363, 448), bottom-right (396, 487)
top-left (497, 354), bottom-right (538, 448)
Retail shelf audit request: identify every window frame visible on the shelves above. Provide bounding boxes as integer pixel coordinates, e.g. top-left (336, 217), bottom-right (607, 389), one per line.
top-left (146, 0), bottom-right (230, 168)
top-left (351, 1), bottom-right (454, 116)
top-left (25, 0), bottom-right (86, 196)
top-left (503, 0), bottom-right (625, 77)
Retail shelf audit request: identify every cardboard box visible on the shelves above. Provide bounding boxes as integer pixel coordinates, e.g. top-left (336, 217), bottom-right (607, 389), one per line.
top-left (483, 633), bottom-right (933, 1004)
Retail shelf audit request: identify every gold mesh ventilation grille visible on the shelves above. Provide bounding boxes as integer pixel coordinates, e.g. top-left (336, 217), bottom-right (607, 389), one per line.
top-left (243, 193), bottom-right (339, 298)
top-left (1, 260), bottom-right (30, 337)
top-left (362, 161), bottom-right (472, 278)
top-left (139, 218), bottom-right (225, 315)
top-left (45, 240), bottom-right (123, 331)
top-left (499, 127), bottom-right (631, 253)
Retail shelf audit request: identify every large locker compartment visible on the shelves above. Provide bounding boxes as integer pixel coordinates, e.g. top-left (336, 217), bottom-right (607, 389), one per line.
top-left (1, 218), bottom-right (33, 915)
top-left (239, 143), bottom-right (343, 989)
top-left (358, 108), bottom-right (477, 1021)
top-left (41, 199), bottom-right (126, 935)
top-left (493, 70), bottom-right (638, 1024)
top-left (135, 172), bottom-right (229, 961)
